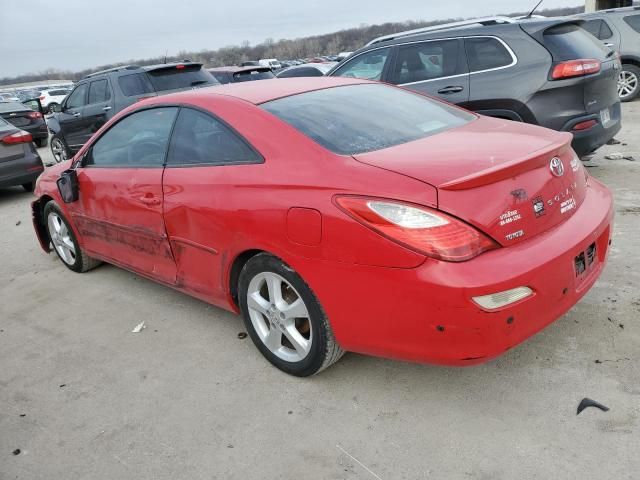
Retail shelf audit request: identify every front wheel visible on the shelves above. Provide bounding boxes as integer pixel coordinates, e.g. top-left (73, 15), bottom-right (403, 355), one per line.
top-left (43, 201), bottom-right (102, 273)
top-left (238, 253), bottom-right (344, 376)
top-left (50, 135), bottom-right (69, 163)
top-left (618, 65), bottom-right (640, 102)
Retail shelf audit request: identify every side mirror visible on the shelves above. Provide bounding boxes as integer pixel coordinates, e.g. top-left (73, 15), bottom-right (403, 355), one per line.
top-left (57, 169), bottom-right (79, 203)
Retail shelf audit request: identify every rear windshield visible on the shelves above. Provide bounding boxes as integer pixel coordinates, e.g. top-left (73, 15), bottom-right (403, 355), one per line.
top-left (233, 70), bottom-right (275, 82)
top-left (147, 65), bottom-right (218, 92)
top-left (543, 23), bottom-right (611, 61)
top-left (261, 84), bottom-right (474, 155)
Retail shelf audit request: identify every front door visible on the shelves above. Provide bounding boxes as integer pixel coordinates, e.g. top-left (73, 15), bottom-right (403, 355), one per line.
top-left (387, 39), bottom-right (470, 105)
top-left (59, 83), bottom-right (89, 151)
top-left (83, 78), bottom-right (115, 143)
top-left (68, 107), bottom-right (179, 284)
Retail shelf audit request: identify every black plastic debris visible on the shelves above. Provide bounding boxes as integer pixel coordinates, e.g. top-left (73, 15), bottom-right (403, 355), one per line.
top-left (12, 449), bottom-right (21, 455)
top-left (606, 138), bottom-right (621, 145)
top-left (15, 220), bottom-right (21, 226)
top-left (577, 398), bottom-right (609, 415)
top-left (237, 332), bottom-right (247, 339)
top-left (59, 384), bottom-right (66, 388)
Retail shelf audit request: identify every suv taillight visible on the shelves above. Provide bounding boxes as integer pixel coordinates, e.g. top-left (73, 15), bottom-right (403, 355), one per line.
top-left (551, 59), bottom-right (601, 80)
top-left (335, 196), bottom-right (499, 262)
top-left (27, 111), bottom-right (42, 119)
top-left (1, 131), bottom-right (33, 144)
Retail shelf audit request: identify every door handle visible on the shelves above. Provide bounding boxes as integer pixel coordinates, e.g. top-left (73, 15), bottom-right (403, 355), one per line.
top-left (604, 42), bottom-right (614, 48)
top-left (140, 195), bottom-right (161, 206)
top-left (72, 112), bottom-right (80, 117)
top-left (437, 86), bottom-right (464, 94)
top-left (103, 106), bottom-right (111, 111)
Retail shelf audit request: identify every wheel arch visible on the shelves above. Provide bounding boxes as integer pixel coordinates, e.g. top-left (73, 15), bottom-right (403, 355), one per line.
top-left (32, 195), bottom-right (55, 253)
top-left (228, 249), bottom-right (268, 308)
top-left (620, 56), bottom-right (640, 69)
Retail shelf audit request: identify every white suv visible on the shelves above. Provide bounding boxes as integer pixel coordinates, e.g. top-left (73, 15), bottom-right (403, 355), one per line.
top-left (39, 88), bottom-right (72, 113)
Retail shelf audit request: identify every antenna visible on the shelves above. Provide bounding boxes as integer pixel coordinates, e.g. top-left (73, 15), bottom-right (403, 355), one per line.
top-left (524, 0), bottom-right (544, 19)
top-left (164, 50), bottom-right (168, 64)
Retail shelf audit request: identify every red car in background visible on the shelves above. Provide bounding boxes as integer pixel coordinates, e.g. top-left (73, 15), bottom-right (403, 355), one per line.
top-left (31, 78), bottom-right (613, 376)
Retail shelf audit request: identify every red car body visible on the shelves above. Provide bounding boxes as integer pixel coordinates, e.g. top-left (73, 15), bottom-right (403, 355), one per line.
top-left (32, 78), bottom-right (613, 366)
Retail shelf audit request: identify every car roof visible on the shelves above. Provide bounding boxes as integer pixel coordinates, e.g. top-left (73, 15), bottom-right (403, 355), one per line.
top-left (576, 6), bottom-right (640, 17)
top-left (0, 102), bottom-right (29, 112)
top-left (143, 77), bottom-right (369, 105)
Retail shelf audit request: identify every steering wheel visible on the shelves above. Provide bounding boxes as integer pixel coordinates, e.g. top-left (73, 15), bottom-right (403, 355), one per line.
top-left (128, 139), bottom-right (165, 165)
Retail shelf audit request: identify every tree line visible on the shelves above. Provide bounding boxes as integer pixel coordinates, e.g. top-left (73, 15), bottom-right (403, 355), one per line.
top-left (1, 6), bottom-right (584, 86)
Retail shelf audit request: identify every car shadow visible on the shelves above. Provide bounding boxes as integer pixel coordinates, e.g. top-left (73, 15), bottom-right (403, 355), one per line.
top-left (0, 186), bottom-right (34, 206)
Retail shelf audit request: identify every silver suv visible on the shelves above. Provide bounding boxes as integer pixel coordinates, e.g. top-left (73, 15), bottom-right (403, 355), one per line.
top-left (576, 6), bottom-right (640, 101)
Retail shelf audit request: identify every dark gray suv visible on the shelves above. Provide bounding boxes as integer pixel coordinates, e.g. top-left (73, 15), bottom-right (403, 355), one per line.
top-left (575, 6), bottom-right (640, 102)
top-left (47, 62), bottom-right (219, 162)
top-left (328, 16), bottom-right (621, 157)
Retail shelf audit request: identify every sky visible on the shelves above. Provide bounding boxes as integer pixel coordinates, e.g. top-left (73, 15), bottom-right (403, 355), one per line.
top-left (1, 0), bottom-right (583, 76)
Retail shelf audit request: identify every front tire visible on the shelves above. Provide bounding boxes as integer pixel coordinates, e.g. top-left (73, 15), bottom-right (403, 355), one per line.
top-left (43, 201), bottom-right (101, 273)
top-left (50, 135), bottom-right (70, 163)
top-left (238, 253), bottom-right (344, 376)
top-left (22, 182), bottom-right (34, 192)
top-left (618, 64), bottom-right (640, 102)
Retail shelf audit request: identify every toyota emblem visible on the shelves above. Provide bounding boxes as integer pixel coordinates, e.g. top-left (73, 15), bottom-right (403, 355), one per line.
top-left (550, 157), bottom-right (564, 177)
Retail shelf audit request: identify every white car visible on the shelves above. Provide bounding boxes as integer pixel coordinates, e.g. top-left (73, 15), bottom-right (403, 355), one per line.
top-left (39, 88), bottom-right (71, 113)
top-left (258, 58), bottom-right (282, 70)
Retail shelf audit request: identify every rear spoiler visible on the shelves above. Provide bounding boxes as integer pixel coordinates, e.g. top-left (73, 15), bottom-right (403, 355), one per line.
top-left (146, 63), bottom-right (203, 73)
top-left (517, 17), bottom-right (585, 43)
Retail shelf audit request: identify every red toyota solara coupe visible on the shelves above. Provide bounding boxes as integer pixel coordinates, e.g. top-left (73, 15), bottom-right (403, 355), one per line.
top-left (32, 78), bottom-right (613, 376)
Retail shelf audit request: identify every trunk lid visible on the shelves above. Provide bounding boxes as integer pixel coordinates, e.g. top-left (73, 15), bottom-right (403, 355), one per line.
top-left (353, 116), bottom-right (588, 246)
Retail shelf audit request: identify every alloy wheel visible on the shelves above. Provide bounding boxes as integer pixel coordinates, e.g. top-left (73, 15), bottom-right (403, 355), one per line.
top-left (51, 138), bottom-right (68, 163)
top-left (47, 211), bottom-right (76, 265)
top-left (246, 272), bottom-right (312, 362)
top-left (618, 70), bottom-right (638, 100)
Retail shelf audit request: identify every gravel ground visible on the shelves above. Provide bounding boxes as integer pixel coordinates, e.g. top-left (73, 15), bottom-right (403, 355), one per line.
top-left (1, 102), bottom-right (639, 479)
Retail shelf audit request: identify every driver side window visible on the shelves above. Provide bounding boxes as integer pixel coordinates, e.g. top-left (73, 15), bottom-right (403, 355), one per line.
top-left (66, 84), bottom-right (89, 109)
top-left (86, 107), bottom-right (178, 167)
top-left (332, 48), bottom-right (390, 81)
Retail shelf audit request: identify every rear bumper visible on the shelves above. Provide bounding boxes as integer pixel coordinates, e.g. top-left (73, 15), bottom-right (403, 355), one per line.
top-left (292, 178), bottom-right (614, 365)
top-left (0, 146), bottom-right (44, 188)
top-left (564, 102), bottom-right (622, 157)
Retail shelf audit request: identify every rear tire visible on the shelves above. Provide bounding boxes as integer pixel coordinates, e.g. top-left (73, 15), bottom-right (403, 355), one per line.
top-left (22, 182), bottom-right (34, 192)
top-left (47, 103), bottom-right (60, 113)
top-left (43, 201), bottom-right (102, 273)
top-left (238, 253), bottom-right (344, 376)
top-left (619, 64), bottom-right (640, 102)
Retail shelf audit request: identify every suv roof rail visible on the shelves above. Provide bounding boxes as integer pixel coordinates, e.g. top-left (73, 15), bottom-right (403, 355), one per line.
top-left (366, 16), bottom-right (517, 46)
top-left (83, 65), bottom-right (141, 79)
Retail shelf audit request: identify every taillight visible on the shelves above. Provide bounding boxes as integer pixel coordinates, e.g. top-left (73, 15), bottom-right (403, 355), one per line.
top-left (335, 196), bottom-right (499, 262)
top-left (551, 59), bottom-right (601, 80)
top-left (39, 95), bottom-right (45, 100)
top-left (1, 130), bottom-right (33, 144)
top-left (27, 111), bottom-right (42, 119)
top-left (175, 64), bottom-right (185, 70)
top-left (572, 119), bottom-right (598, 131)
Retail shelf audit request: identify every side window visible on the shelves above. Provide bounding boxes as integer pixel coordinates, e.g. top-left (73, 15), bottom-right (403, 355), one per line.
top-left (66, 84), bottom-right (88, 109)
top-left (87, 107), bottom-right (178, 167)
top-left (465, 37), bottom-right (514, 73)
top-left (118, 73), bottom-right (154, 97)
top-left (167, 108), bottom-right (260, 166)
top-left (279, 67), bottom-right (322, 78)
top-left (88, 79), bottom-right (111, 104)
top-left (331, 48), bottom-right (390, 81)
top-left (390, 39), bottom-right (461, 84)
top-left (623, 14), bottom-right (640, 33)
top-left (582, 19), bottom-right (613, 40)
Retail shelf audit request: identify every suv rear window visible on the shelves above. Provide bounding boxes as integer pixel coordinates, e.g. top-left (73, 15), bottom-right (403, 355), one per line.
top-left (261, 84), bottom-right (474, 155)
top-left (147, 65), bottom-right (217, 92)
top-left (465, 37), bottom-right (514, 72)
top-left (624, 14), bottom-right (640, 33)
top-left (543, 23), bottom-right (610, 61)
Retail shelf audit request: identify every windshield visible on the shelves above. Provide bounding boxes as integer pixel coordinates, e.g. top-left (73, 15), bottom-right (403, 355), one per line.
top-left (147, 65), bottom-right (218, 92)
top-left (261, 84), bottom-right (474, 155)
